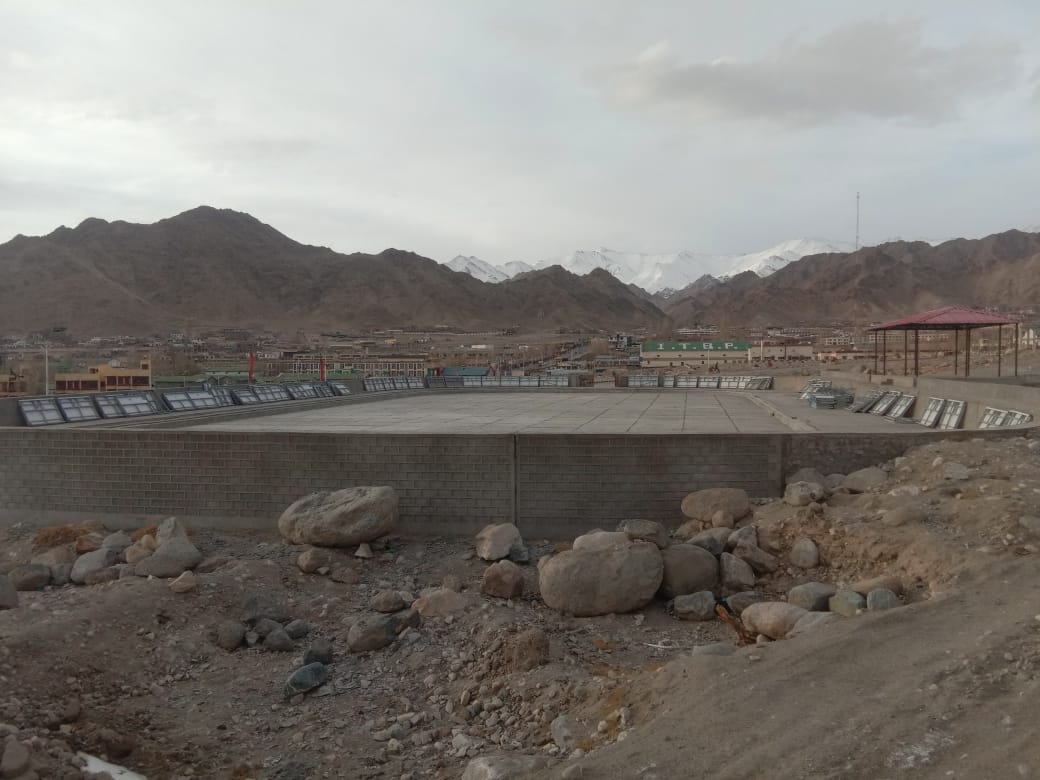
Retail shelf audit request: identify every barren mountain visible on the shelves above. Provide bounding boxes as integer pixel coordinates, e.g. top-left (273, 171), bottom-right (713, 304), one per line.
top-left (0, 207), bottom-right (666, 335)
top-left (666, 229), bottom-right (1040, 326)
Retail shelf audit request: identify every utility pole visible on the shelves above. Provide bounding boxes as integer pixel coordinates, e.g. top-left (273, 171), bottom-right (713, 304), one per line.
top-left (855, 192), bottom-right (860, 251)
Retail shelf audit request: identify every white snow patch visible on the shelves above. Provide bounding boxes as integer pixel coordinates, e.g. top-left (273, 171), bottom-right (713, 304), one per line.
top-left (78, 753), bottom-right (148, 779)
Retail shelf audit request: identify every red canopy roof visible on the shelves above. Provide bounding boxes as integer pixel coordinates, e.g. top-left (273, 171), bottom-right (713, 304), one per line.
top-left (870, 306), bottom-right (1017, 331)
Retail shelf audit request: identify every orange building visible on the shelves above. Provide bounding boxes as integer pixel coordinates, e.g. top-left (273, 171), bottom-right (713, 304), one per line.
top-left (54, 359), bottom-right (152, 394)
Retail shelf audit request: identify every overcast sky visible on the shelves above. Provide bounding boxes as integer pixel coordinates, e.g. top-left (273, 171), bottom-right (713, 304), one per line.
top-left (2, 1), bottom-right (1038, 264)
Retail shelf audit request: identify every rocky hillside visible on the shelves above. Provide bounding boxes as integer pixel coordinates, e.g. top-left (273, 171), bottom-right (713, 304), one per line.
top-left (666, 229), bottom-right (1040, 326)
top-left (0, 207), bottom-right (667, 335)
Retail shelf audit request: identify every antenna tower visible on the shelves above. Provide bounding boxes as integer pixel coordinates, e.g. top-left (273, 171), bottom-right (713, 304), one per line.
top-left (855, 191), bottom-right (860, 250)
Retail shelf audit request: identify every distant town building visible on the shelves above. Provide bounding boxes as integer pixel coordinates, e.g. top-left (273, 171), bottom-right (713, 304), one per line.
top-left (641, 341), bottom-right (751, 370)
top-left (53, 359), bottom-right (152, 394)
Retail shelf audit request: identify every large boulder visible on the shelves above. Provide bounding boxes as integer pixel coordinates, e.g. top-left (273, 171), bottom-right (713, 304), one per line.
top-left (481, 560), bottom-right (525, 599)
top-left (70, 548), bottom-right (118, 585)
top-left (786, 467), bottom-right (828, 487)
top-left (572, 531), bottom-right (631, 552)
top-left (784, 481), bottom-right (827, 507)
top-left (843, 467), bottom-right (887, 494)
top-left (474, 523), bottom-right (525, 562)
top-left (732, 542), bottom-right (778, 575)
top-left (788, 538), bottom-right (820, 569)
top-left (741, 602), bottom-right (807, 640)
top-left (680, 488), bottom-right (751, 525)
top-left (672, 590), bottom-right (717, 621)
top-left (8, 564), bottom-right (51, 591)
top-left (720, 553), bottom-right (755, 595)
top-left (617, 519), bottom-right (670, 549)
top-left (787, 581), bottom-right (836, 611)
top-left (278, 486), bottom-right (398, 547)
top-left (660, 544), bottom-right (719, 598)
top-left (539, 542), bottom-right (663, 617)
top-left (135, 518), bottom-right (202, 578)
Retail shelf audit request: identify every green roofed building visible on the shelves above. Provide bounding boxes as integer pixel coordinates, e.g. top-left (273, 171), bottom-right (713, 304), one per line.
top-left (640, 341), bottom-right (751, 370)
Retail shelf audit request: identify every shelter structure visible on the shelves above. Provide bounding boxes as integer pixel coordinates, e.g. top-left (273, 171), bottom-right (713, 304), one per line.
top-left (869, 306), bottom-right (1019, 377)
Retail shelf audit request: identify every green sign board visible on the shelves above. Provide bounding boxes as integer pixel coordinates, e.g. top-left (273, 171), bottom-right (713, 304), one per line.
top-left (641, 341), bottom-right (750, 352)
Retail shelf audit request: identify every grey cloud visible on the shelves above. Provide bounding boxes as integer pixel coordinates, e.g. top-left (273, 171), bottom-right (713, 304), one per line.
top-left (609, 19), bottom-right (1021, 124)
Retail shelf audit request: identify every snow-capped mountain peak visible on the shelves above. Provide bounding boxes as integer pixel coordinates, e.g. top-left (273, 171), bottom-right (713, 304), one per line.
top-left (442, 238), bottom-right (852, 291)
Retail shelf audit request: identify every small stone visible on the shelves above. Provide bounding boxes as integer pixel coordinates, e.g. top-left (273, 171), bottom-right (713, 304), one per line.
top-left (1, 737), bottom-right (31, 777)
top-left (241, 595), bottom-right (292, 624)
top-left (264, 628), bottom-right (294, 652)
top-left (7, 564), bottom-right (51, 591)
top-left (685, 527), bottom-right (731, 555)
top-left (741, 602), bottom-right (807, 639)
top-left (253, 618), bottom-right (283, 637)
top-left (303, 638), bottom-right (334, 665)
top-left (49, 563), bottom-right (73, 587)
top-left (616, 519), bottom-right (670, 549)
top-left (101, 531), bottom-right (132, 552)
top-left (369, 589), bottom-right (407, 613)
top-left (481, 560), bottom-right (525, 599)
top-left (788, 538), bottom-right (820, 569)
top-left (883, 505), bottom-right (926, 527)
top-left (355, 543), bottom-right (374, 559)
top-left (168, 570), bottom-right (197, 593)
top-left (943, 462), bottom-right (971, 481)
top-left (787, 582), bottom-right (836, 611)
top-left (866, 588), bottom-right (901, 611)
top-left (672, 591), bottom-right (716, 621)
top-left (726, 525), bottom-right (757, 551)
top-left (720, 553), bottom-right (755, 595)
top-left (134, 517), bottom-right (202, 577)
top-left (474, 523), bottom-right (523, 562)
top-left (285, 662), bottom-right (327, 697)
top-left (732, 542), bottom-right (778, 575)
top-left (330, 566), bottom-right (360, 584)
top-left (784, 481), bottom-right (826, 507)
top-left (550, 714), bottom-right (578, 751)
top-left (829, 589), bottom-right (866, 616)
top-left (461, 755), bottom-right (549, 780)
top-left (347, 610), bottom-right (419, 652)
top-left (284, 620), bottom-right (311, 639)
top-left (70, 547), bottom-right (118, 585)
top-left (296, 547), bottom-right (334, 574)
top-left (214, 621), bottom-right (246, 651)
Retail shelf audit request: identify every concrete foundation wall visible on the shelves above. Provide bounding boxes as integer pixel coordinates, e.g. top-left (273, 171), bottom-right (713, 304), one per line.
top-left (1, 425), bottom-right (1032, 539)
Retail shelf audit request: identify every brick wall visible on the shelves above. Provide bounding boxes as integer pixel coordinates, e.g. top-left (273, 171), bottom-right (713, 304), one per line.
top-left (0, 426), bottom-right (1033, 539)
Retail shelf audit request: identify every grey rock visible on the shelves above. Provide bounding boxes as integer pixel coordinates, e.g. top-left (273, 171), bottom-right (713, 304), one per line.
top-left (843, 466), bottom-right (887, 493)
top-left (8, 563), bottom-right (51, 591)
top-left (284, 620), bottom-right (311, 639)
top-left (474, 523), bottom-right (523, 562)
top-left (0, 577), bottom-right (17, 609)
top-left (1019, 516), bottom-right (1040, 535)
top-left (1, 737), bottom-right (30, 777)
top-left (70, 548), bottom-right (118, 585)
top-left (134, 518), bottom-right (202, 577)
top-left (214, 621), bottom-right (246, 651)
top-left (347, 609), bottom-right (419, 652)
top-left (354, 542), bottom-right (374, 559)
top-left (726, 591), bottom-right (763, 614)
top-left (825, 473), bottom-right (846, 490)
top-left (672, 590), bottom-right (717, 621)
top-left (659, 544), bottom-right (718, 599)
top-left (788, 611), bottom-right (844, 637)
top-left (540, 542), bottom-right (664, 616)
top-left (943, 462), bottom-right (971, 481)
top-left (732, 542), bottom-right (778, 575)
top-left (829, 589), bottom-right (867, 616)
top-left (278, 486), bottom-right (399, 547)
top-left (253, 618), bottom-right (283, 637)
top-left (296, 547), bottom-right (335, 573)
top-left (462, 754), bottom-right (550, 780)
top-left (101, 531), bottom-right (132, 552)
top-left (617, 519), bottom-right (670, 549)
top-left (285, 662), bottom-right (328, 697)
top-left (241, 595), bottom-right (292, 625)
top-left (741, 602), bottom-right (807, 639)
top-left (686, 528), bottom-right (731, 556)
top-left (263, 628), bottom-right (294, 652)
top-left (787, 581), bottom-right (836, 611)
top-left (787, 467), bottom-right (828, 487)
top-left (883, 505), bottom-right (927, 527)
top-left (49, 563), bottom-right (73, 586)
top-left (726, 525), bottom-right (758, 551)
top-left (720, 553), bottom-right (755, 595)
top-left (788, 538), bottom-right (820, 569)
top-left (572, 531), bottom-right (631, 552)
top-left (680, 488), bottom-right (751, 523)
top-left (303, 638), bottom-right (334, 665)
top-left (369, 589), bottom-right (407, 613)
top-left (550, 714), bottom-right (578, 751)
top-left (784, 481), bottom-right (827, 507)
top-left (866, 588), bottom-right (901, 611)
